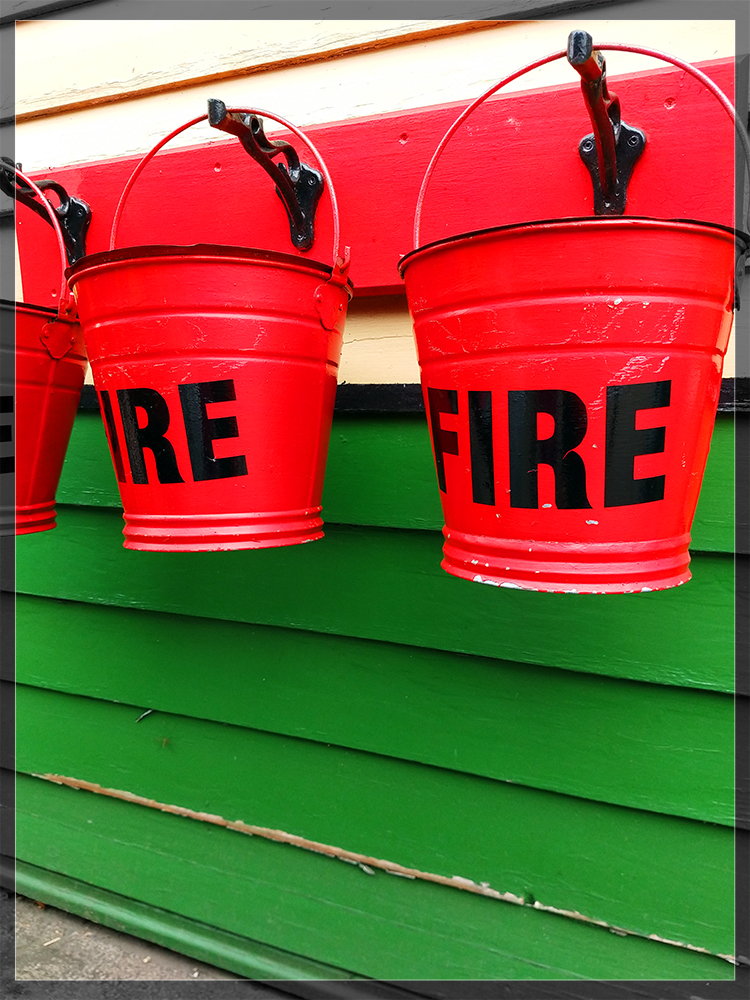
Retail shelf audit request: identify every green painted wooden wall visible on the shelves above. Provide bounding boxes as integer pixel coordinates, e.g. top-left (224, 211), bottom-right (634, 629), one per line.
top-left (10, 400), bottom-right (741, 985)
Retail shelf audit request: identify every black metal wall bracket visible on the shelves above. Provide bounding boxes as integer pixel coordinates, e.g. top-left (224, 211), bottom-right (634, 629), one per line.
top-left (207, 99), bottom-right (324, 251)
top-left (0, 157), bottom-right (91, 264)
top-left (568, 31), bottom-right (646, 216)
top-left (578, 122), bottom-right (646, 216)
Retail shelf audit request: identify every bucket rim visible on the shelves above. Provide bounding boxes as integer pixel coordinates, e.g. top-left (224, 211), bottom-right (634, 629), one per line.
top-left (66, 243), bottom-right (353, 291)
top-left (398, 216), bottom-right (750, 274)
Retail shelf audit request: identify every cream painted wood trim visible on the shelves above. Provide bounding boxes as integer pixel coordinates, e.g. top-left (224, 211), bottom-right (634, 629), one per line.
top-left (14, 19), bottom-right (735, 172)
top-left (340, 297), bottom-right (420, 385)
top-left (14, 19), bottom-right (500, 120)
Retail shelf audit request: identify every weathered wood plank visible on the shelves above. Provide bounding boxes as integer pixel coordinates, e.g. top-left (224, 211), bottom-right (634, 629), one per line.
top-left (11, 16), bottom-right (735, 169)
top-left (13, 772), bottom-right (734, 980)
top-left (14, 594), bottom-right (736, 825)
top-left (13, 18), bottom-right (493, 117)
top-left (12, 683), bottom-right (735, 956)
top-left (13, 507), bottom-right (735, 691)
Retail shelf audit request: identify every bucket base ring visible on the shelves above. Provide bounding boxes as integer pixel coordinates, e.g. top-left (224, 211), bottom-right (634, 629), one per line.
top-left (122, 507), bottom-right (325, 552)
top-left (442, 529), bottom-right (692, 594)
top-left (11, 500), bottom-right (58, 536)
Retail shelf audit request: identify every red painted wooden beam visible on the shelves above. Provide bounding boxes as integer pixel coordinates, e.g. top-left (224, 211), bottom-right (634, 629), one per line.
top-left (17, 58), bottom-right (737, 306)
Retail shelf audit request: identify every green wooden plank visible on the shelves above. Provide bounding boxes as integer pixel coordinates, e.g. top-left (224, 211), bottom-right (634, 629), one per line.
top-left (13, 858), bottom-right (358, 981)
top-left (56, 410), bottom-right (735, 552)
top-left (15, 595), bottom-right (735, 826)
top-left (323, 413), bottom-right (442, 531)
top-left (691, 414), bottom-right (735, 553)
top-left (14, 506), bottom-right (735, 691)
top-left (13, 773), bottom-right (734, 981)
top-left (56, 410), bottom-right (122, 510)
top-left (13, 683), bottom-right (735, 956)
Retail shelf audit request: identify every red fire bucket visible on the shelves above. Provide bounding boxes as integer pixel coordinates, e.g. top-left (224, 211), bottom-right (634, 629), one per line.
top-left (399, 38), bottom-right (748, 593)
top-left (0, 168), bottom-right (87, 535)
top-left (67, 104), bottom-right (352, 552)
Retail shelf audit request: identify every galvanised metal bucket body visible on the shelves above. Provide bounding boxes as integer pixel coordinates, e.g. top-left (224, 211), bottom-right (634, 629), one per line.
top-left (0, 301), bottom-right (87, 535)
top-left (67, 244), bottom-right (348, 551)
top-left (0, 164), bottom-right (89, 536)
top-left (65, 103), bottom-right (351, 552)
top-left (399, 35), bottom-right (749, 593)
top-left (399, 217), bottom-right (739, 593)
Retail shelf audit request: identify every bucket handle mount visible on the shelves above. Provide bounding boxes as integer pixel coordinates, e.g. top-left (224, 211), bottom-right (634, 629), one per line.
top-left (567, 31), bottom-right (646, 216)
top-left (206, 99), bottom-right (323, 252)
top-left (1, 162), bottom-right (79, 357)
top-left (110, 104), bottom-right (350, 289)
top-left (413, 35), bottom-right (750, 247)
top-left (0, 158), bottom-right (91, 266)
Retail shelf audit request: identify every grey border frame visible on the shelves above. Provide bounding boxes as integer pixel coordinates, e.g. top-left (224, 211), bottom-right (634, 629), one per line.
top-left (0, 2), bottom-right (748, 998)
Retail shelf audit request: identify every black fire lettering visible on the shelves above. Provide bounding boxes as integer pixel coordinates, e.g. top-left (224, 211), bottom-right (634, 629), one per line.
top-left (427, 387), bottom-right (459, 493)
top-left (508, 389), bottom-right (592, 509)
top-left (178, 379), bottom-right (248, 482)
top-left (117, 387), bottom-right (184, 485)
top-left (468, 390), bottom-right (495, 505)
top-left (605, 380), bottom-right (671, 507)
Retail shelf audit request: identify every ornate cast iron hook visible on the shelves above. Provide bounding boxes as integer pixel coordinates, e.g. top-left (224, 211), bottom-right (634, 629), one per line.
top-left (207, 99), bottom-right (324, 251)
top-left (567, 31), bottom-right (646, 215)
top-left (0, 157), bottom-right (91, 264)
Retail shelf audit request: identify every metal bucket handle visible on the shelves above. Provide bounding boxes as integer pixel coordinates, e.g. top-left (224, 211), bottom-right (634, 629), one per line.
top-left (110, 106), bottom-right (349, 277)
top-left (3, 163), bottom-right (77, 320)
top-left (413, 40), bottom-right (750, 247)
